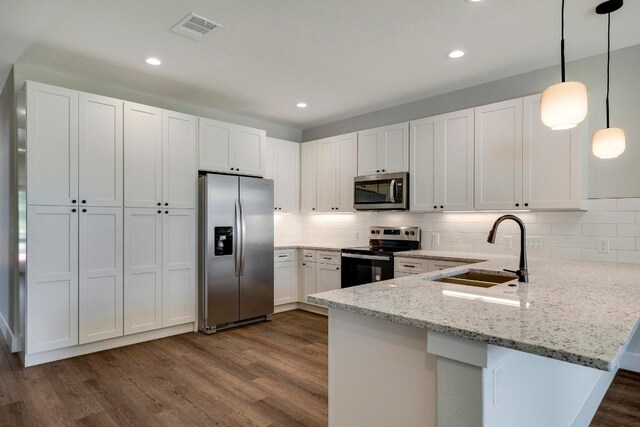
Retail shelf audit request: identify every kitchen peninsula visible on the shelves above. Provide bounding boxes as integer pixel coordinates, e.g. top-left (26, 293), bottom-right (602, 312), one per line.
top-left (309, 252), bottom-right (640, 427)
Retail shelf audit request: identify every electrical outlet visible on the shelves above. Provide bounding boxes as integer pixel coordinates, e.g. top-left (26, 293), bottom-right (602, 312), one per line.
top-left (598, 238), bottom-right (610, 254)
top-left (353, 231), bottom-right (359, 241)
top-left (431, 232), bottom-right (440, 247)
top-left (528, 236), bottom-right (542, 248)
top-left (503, 236), bottom-right (512, 249)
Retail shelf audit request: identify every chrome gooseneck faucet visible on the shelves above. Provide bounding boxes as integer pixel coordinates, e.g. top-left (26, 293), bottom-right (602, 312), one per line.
top-left (487, 215), bottom-right (529, 283)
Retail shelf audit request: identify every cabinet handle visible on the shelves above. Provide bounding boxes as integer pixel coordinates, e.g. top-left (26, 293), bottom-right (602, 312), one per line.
top-left (157, 202), bottom-right (161, 206)
top-left (515, 203), bottom-right (520, 207)
top-left (72, 209), bottom-right (76, 213)
top-left (403, 265), bottom-right (415, 268)
top-left (524, 203), bottom-right (529, 207)
top-left (72, 200), bottom-right (76, 204)
top-left (434, 206), bottom-right (437, 209)
top-left (82, 200), bottom-right (86, 204)
top-left (322, 257), bottom-right (332, 260)
top-left (336, 267), bottom-right (340, 270)
top-left (440, 205), bottom-right (444, 209)
top-left (165, 210), bottom-right (169, 214)
top-left (165, 203), bottom-right (168, 206)
top-left (312, 208), bottom-right (316, 211)
top-left (278, 255), bottom-right (287, 258)
top-left (230, 167), bottom-right (234, 171)
top-left (157, 210), bottom-right (161, 214)
top-left (236, 168), bottom-right (239, 171)
top-left (382, 169), bottom-right (386, 172)
top-left (82, 209), bottom-right (87, 213)
top-left (377, 170), bottom-right (380, 173)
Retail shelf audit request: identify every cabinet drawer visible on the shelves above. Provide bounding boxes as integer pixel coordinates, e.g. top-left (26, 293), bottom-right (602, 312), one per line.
top-left (302, 249), bottom-right (316, 262)
top-left (274, 249), bottom-right (296, 262)
top-left (316, 251), bottom-right (340, 265)
top-left (427, 259), bottom-right (466, 272)
top-left (395, 257), bottom-right (427, 274)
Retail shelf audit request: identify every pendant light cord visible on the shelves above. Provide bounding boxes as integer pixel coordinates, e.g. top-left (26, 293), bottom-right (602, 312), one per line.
top-left (606, 12), bottom-right (611, 128)
top-left (561, 0), bottom-right (566, 82)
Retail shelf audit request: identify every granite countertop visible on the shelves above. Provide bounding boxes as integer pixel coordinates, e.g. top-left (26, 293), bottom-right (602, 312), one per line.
top-left (308, 252), bottom-right (640, 371)
top-left (274, 244), bottom-right (343, 251)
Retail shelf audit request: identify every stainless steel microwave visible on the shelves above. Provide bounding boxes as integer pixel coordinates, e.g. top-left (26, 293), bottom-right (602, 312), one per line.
top-left (353, 172), bottom-right (409, 211)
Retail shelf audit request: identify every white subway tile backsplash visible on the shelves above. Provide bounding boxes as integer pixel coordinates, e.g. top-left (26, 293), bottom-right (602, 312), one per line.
top-left (275, 198), bottom-right (640, 264)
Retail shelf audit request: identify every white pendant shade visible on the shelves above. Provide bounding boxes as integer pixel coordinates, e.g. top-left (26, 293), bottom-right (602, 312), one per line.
top-left (592, 127), bottom-right (626, 159)
top-left (540, 81), bottom-right (589, 130)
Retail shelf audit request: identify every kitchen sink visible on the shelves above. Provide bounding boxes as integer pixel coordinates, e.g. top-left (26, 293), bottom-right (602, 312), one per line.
top-left (434, 270), bottom-right (518, 288)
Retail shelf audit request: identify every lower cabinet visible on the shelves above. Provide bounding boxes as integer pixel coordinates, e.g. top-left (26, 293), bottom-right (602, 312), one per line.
top-left (394, 257), bottom-right (467, 277)
top-left (124, 208), bottom-right (195, 335)
top-left (274, 250), bottom-right (299, 306)
top-left (316, 262), bottom-right (341, 293)
top-left (300, 259), bottom-right (317, 300)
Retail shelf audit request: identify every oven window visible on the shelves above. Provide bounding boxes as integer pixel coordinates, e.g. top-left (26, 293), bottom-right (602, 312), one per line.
top-left (355, 179), bottom-right (403, 204)
top-left (341, 256), bottom-right (394, 288)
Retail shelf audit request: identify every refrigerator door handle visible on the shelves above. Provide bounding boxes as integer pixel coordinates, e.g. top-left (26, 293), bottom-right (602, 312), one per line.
top-left (239, 199), bottom-right (247, 276)
top-left (235, 199), bottom-right (242, 277)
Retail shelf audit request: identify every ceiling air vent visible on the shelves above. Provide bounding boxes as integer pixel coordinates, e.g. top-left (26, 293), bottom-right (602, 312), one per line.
top-left (171, 13), bottom-right (221, 40)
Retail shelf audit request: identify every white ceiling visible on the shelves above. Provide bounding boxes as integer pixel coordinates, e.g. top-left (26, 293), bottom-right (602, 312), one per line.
top-left (2, 0), bottom-right (640, 130)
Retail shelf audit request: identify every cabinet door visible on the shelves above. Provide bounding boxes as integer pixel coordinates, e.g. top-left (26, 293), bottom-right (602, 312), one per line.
top-left (274, 261), bottom-right (298, 305)
top-left (198, 118), bottom-right (233, 173)
top-left (316, 138), bottom-right (338, 212)
top-left (162, 210), bottom-right (196, 327)
top-left (26, 82), bottom-right (79, 206)
top-left (475, 98), bottom-right (523, 210)
top-left (410, 116), bottom-right (439, 212)
top-left (124, 103), bottom-right (162, 208)
top-left (274, 139), bottom-right (300, 212)
top-left (26, 206), bottom-right (78, 353)
top-left (264, 137), bottom-right (276, 180)
top-left (523, 95), bottom-right (581, 210)
top-left (79, 207), bottom-right (123, 344)
top-left (301, 261), bottom-right (317, 302)
top-left (79, 93), bottom-right (123, 207)
top-left (124, 208), bottom-right (162, 334)
top-left (163, 110), bottom-right (197, 209)
top-left (357, 128), bottom-right (380, 176)
top-left (316, 263), bottom-right (341, 293)
top-left (440, 109), bottom-right (474, 211)
top-left (300, 141), bottom-right (318, 212)
top-left (380, 122), bottom-right (410, 173)
top-left (234, 126), bottom-right (266, 177)
top-left (336, 132), bottom-right (358, 211)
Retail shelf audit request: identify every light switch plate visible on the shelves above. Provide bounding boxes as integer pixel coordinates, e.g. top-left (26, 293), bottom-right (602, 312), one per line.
top-left (503, 236), bottom-right (512, 249)
top-left (431, 232), bottom-right (440, 247)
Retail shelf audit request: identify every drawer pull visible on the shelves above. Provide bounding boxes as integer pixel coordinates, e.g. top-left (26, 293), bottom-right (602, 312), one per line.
top-left (403, 264), bottom-right (416, 268)
top-left (322, 257), bottom-right (332, 260)
top-left (278, 255), bottom-right (288, 258)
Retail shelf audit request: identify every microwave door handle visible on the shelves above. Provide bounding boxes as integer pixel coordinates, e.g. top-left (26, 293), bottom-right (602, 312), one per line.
top-left (390, 179), bottom-right (396, 203)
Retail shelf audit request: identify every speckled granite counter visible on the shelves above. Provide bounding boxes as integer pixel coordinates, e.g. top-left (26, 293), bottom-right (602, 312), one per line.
top-left (274, 244), bottom-right (343, 251)
top-left (309, 252), bottom-right (640, 371)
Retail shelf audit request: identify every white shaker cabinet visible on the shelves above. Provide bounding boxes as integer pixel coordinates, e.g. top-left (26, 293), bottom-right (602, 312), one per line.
top-left (79, 207), bottom-right (123, 344)
top-left (300, 258), bottom-right (317, 301)
top-left (162, 110), bottom-right (197, 209)
top-left (199, 118), bottom-right (266, 177)
top-left (316, 133), bottom-right (357, 212)
top-left (79, 93), bottom-right (123, 207)
top-left (124, 208), bottom-right (163, 334)
top-left (274, 250), bottom-right (299, 306)
top-left (26, 82), bottom-right (79, 206)
top-left (523, 94), bottom-right (582, 210)
top-left (300, 141), bottom-right (318, 212)
top-left (162, 209), bottom-right (196, 327)
top-left (266, 138), bottom-right (300, 213)
top-left (474, 98), bottom-right (524, 210)
top-left (410, 109), bottom-right (474, 212)
top-left (26, 206), bottom-right (79, 353)
top-left (357, 122), bottom-right (409, 176)
top-left (316, 263), bottom-right (341, 293)
top-left (124, 103), bottom-right (163, 208)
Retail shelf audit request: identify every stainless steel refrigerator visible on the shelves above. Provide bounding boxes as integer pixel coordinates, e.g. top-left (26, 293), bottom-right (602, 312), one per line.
top-left (199, 173), bottom-right (274, 333)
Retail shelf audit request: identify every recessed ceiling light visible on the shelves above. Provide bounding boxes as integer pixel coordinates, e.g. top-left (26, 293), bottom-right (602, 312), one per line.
top-left (448, 50), bottom-right (465, 59)
top-left (296, 102), bottom-right (308, 108)
top-left (145, 57), bottom-right (162, 66)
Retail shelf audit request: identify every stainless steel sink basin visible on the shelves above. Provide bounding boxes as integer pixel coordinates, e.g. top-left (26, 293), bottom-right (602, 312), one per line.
top-left (434, 270), bottom-right (517, 288)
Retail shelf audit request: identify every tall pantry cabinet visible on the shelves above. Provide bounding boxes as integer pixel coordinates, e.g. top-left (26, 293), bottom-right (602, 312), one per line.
top-left (22, 81), bottom-right (197, 365)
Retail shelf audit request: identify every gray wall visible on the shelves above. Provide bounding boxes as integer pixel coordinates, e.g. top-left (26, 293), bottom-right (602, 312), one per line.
top-left (0, 67), bottom-right (15, 333)
top-left (302, 44), bottom-right (640, 199)
top-left (13, 63), bottom-right (302, 142)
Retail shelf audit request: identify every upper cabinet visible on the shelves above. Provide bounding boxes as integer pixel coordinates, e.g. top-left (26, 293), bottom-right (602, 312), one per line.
top-left (410, 109), bottom-right (474, 212)
top-left (266, 137), bottom-right (300, 213)
top-left (474, 96), bottom-right (583, 211)
top-left (26, 82), bottom-right (79, 206)
top-left (316, 133), bottom-right (357, 212)
top-left (124, 103), bottom-right (197, 209)
top-left (522, 94), bottom-right (582, 210)
top-left (357, 122), bottom-right (409, 176)
top-left (300, 141), bottom-right (318, 212)
top-left (199, 118), bottom-right (266, 177)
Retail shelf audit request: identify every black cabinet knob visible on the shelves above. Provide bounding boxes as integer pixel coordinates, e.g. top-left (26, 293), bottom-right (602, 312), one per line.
top-left (165, 203), bottom-right (168, 206)
top-left (165, 210), bottom-right (169, 214)
top-left (236, 168), bottom-right (239, 171)
top-left (82, 209), bottom-right (87, 212)
top-left (157, 202), bottom-right (161, 206)
top-left (515, 203), bottom-right (520, 207)
top-left (157, 210), bottom-right (161, 214)
top-left (434, 206), bottom-right (437, 209)
top-left (524, 203), bottom-right (529, 207)
top-left (377, 170), bottom-right (380, 173)
top-left (336, 267), bottom-right (339, 271)
top-left (440, 205), bottom-right (444, 209)
top-left (382, 169), bottom-right (386, 172)
top-left (82, 200), bottom-right (86, 204)
top-left (72, 209), bottom-right (76, 213)
top-left (72, 200), bottom-right (76, 204)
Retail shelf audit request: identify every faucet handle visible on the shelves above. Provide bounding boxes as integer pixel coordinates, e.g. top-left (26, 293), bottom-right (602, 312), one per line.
top-left (504, 268), bottom-right (528, 278)
top-left (503, 269), bottom-right (518, 275)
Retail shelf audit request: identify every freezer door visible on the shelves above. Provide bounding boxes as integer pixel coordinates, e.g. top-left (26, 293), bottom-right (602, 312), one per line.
top-left (238, 177), bottom-right (274, 319)
top-left (203, 174), bottom-right (240, 326)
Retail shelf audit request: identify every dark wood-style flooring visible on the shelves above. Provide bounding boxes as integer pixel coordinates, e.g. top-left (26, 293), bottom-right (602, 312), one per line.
top-left (0, 310), bottom-right (638, 426)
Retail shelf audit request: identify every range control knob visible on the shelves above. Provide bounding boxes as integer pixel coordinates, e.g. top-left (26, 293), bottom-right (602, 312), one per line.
top-left (405, 231), bottom-right (410, 236)
top-left (371, 230), bottom-right (375, 234)
top-left (410, 231), bottom-right (415, 236)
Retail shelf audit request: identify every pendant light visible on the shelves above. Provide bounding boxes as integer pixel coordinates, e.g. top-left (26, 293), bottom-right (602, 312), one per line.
top-left (592, 0), bottom-right (626, 159)
top-left (540, 0), bottom-right (588, 130)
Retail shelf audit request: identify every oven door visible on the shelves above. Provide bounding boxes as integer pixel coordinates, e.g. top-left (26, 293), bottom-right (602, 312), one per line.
top-left (341, 252), bottom-right (394, 288)
top-left (354, 173), bottom-right (408, 210)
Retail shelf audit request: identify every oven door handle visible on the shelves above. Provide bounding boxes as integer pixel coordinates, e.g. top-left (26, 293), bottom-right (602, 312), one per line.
top-left (390, 179), bottom-right (397, 203)
top-left (342, 253), bottom-right (391, 261)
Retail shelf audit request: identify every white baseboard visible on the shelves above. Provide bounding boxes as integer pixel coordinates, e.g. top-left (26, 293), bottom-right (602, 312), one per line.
top-left (24, 322), bottom-right (194, 367)
top-left (0, 311), bottom-right (15, 352)
top-left (274, 302), bottom-right (328, 316)
top-left (621, 351), bottom-right (640, 373)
